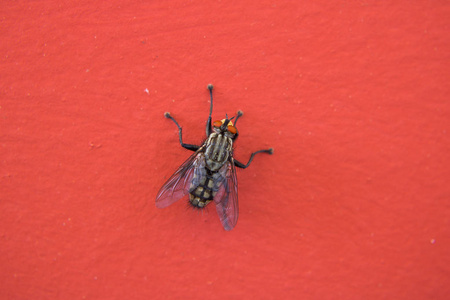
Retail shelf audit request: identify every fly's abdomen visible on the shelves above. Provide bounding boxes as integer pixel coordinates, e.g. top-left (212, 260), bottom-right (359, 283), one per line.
top-left (189, 173), bottom-right (217, 208)
top-left (188, 149), bottom-right (229, 208)
top-left (204, 133), bottom-right (232, 171)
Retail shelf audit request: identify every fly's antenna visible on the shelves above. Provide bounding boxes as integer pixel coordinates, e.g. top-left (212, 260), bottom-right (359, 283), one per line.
top-left (225, 114), bottom-right (235, 121)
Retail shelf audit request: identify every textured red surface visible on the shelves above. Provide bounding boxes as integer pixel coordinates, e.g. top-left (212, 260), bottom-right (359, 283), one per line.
top-left (1, 1), bottom-right (449, 299)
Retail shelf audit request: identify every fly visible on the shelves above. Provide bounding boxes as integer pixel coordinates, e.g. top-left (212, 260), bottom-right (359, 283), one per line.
top-left (155, 84), bottom-right (273, 230)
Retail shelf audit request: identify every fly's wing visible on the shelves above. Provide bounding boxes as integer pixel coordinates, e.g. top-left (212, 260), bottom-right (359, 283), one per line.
top-left (155, 151), bottom-right (203, 208)
top-left (213, 159), bottom-right (239, 231)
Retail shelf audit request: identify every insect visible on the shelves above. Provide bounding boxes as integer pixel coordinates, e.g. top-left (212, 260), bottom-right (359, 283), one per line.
top-left (155, 84), bottom-right (273, 230)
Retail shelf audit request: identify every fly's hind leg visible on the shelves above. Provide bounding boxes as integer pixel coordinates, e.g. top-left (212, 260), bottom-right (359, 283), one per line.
top-left (164, 112), bottom-right (199, 151)
top-left (234, 148), bottom-right (274, 169)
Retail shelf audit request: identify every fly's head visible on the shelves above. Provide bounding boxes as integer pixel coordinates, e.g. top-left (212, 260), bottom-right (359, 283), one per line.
top-left (213, 115), bottom-right (239, 140)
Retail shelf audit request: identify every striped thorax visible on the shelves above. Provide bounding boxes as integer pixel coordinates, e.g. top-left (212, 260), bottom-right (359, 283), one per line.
top-left (205, 132), bottom-right (233, 171)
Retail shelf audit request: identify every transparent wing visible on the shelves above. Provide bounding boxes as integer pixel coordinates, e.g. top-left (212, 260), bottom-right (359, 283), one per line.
top-left (155, 151), bottom-right (203, 208)
top-left (214, 159), bottom-right (239, 231)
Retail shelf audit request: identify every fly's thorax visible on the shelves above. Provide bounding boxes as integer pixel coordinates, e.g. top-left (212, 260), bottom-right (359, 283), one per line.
top-left (204, 133), bottom-right (233, 171)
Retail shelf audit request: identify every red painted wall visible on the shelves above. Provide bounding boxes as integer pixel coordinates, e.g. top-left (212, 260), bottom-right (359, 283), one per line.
top-left (1, 1), bottom-right (449, 299)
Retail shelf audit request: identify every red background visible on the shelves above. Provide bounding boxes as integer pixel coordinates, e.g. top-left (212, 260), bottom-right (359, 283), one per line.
top-left (1, 1), bottom-right (449, 299)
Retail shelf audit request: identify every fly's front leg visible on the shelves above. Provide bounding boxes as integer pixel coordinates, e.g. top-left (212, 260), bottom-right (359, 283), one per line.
top-left (206, 84), bottom-right (214, 137)
top-left (164, 112), bottom-right (199, 152)
top-left (234, 148), bottom-right (274, 169)
top-left (234, 110), bottom-right (243, 125)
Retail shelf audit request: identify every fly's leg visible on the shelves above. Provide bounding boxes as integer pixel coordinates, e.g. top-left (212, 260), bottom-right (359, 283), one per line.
top-left (234, 110), bottom-right (243, 125)
top-left (234, 148), bottom-right (274, 169)
top-left (206, 84), bottom-right (214, 137)
top-left (232, 109), bottom-right (273, 168)
top-left (232, 110), bottom-right (244, 140)
top-left (164, 112), bottom-right (199, 152)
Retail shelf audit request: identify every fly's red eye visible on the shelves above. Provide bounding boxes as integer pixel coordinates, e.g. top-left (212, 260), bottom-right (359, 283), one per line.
top-left (213, 120), bottom-right (222, 127)
top-left (227, 125), bottom-right (237, 134)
